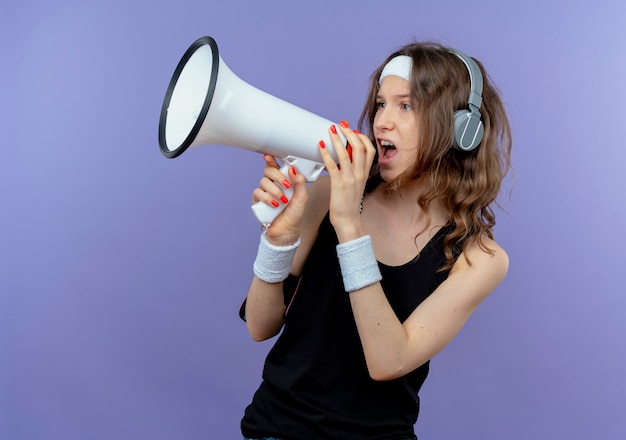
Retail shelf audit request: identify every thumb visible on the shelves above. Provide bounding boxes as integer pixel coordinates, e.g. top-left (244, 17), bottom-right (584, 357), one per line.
top-left (287, 165), bottom-right (308, 209)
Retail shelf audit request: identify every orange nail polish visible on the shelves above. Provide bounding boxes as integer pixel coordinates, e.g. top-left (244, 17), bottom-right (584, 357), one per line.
top-left (347, 144), bottom-right (353, 161)
top-left (280, 195), bottom-right (289, 204)
top-left (319, 140), bottom-right (326, 148)
top-left (271, 200), bottom-right (279, 207)
top-left (353, 129), bottom-right (360, 134)
top-left (340, 120), bottom-right (349, 128)
top-left (283, 179), bottom-right (291, 189)
top-left (330, 125), bottom-right (337, 134)
top-left (291, 166), bottom-right (297, 175)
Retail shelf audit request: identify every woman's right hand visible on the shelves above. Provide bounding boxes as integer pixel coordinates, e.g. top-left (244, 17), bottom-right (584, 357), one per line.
top-left (252, 155), bottom-right (308, 246)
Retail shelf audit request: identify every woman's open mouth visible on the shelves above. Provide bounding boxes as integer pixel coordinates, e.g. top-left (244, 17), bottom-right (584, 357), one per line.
top-left (378, 139), bottom-right (398, 163)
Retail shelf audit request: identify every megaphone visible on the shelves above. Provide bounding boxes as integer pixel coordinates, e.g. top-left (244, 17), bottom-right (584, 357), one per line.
top-left (158, 36), bottom-right (347, 226)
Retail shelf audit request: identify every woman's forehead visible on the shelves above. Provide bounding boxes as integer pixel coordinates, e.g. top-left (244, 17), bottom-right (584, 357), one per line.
top-left (378, 75), bottom-right (411, 97)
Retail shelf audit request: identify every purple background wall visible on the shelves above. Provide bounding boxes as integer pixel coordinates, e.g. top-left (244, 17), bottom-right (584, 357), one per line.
top-left (2, 0), bottom-right (625, 438)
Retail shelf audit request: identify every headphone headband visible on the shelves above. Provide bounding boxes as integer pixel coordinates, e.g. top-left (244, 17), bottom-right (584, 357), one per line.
top-left (448, 48), bottom-right (483, 111)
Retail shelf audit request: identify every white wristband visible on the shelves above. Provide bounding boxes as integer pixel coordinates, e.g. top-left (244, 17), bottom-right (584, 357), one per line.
top-left (336, 235), bottom-right (382, 292)
top-left (253, 234), bottom-right (301, 283)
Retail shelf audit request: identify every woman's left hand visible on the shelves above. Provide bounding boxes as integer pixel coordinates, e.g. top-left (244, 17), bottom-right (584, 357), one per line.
top-left (318, 121), bottom-right (377, 242)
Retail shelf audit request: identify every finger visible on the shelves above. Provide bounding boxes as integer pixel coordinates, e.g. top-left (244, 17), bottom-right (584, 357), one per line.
top-left (361, 132), bottom-right (377, 168)
top-left (342, 127), bottom-right (376, 176)
top-left (252, 187), bottom-right (281, 207)
top-left (263, 162), bottom-right (293, 190)
top-left (355, 134), bottom-right (374, 174)
top-left (255, 160), bottom-right (293, 203)
top-left (263, 173), bottom-right (292, 201)
top-left (337, 125), bottom-right (368, 175)
top-left (318, 137), bottom-right (339, 174)
top-left (284, 165), bottom-right (308, 210)
top-left (263, 154), bottom-right (280, 169)
top-left (289, 165), bottom-right (306, 191)
top-left (329, 122), bottom-right (353, 173)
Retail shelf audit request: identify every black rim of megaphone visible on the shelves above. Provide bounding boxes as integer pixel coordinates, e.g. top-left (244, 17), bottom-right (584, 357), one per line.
top-left (158, 36), bottom-right (219, 158)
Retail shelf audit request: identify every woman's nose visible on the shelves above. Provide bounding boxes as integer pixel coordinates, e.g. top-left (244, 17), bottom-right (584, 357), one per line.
top-left (374, 108), bottom-right (393, 131)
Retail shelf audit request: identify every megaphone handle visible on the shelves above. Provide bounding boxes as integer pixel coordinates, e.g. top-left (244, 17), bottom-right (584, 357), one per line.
top-left (251, 163), bottom-right (295, 227)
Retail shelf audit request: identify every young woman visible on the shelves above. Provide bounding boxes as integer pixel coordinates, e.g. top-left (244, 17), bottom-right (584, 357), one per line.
top-left (240, 41), bottom-right (512, 440)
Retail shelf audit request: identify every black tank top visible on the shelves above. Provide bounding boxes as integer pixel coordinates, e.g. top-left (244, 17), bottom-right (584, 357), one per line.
top-left (241, 214), bottom-right (455, 440)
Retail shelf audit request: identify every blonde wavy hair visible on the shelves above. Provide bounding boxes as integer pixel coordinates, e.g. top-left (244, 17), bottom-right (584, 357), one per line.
top-left (359, 41), bottom-right (513, 270)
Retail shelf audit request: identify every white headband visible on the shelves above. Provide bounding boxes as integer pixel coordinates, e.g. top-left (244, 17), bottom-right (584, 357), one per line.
top-left (379, 55), bottom-right (412, 83)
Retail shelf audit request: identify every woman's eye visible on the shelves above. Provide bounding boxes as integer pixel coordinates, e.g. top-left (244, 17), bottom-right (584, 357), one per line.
top-left (402, 103), bottom-right (412, 111)
top-left (376, 102), bottom-right (386, 109)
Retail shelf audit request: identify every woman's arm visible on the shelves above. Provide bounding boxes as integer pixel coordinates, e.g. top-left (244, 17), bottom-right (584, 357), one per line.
top-left (243, 157), bottom-right (330, 341)
top-left (349, 238), bottom-right (509, 381)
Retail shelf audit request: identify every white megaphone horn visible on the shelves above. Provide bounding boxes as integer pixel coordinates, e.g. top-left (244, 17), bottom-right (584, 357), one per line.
top-left (158, 36), bottom-right (347, 226)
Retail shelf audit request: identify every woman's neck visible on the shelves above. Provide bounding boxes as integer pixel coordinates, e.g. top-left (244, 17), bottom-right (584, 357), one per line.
top-left (367, 177), bottom-right (449, 227)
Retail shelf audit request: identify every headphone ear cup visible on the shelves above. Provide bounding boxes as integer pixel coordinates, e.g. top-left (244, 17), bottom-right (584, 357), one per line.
top-left (452, 109), bottom-right (484, 151)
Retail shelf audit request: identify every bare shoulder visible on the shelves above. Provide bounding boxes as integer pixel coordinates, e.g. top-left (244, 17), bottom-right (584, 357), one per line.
top-left (459, 236), bottom-right (509, 273)
top-left (448, 236), bottom-right (509, 303)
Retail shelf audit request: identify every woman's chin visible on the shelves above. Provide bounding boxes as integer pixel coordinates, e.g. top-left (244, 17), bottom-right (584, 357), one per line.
top-left (378, 167), bottom-right (399, 183)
